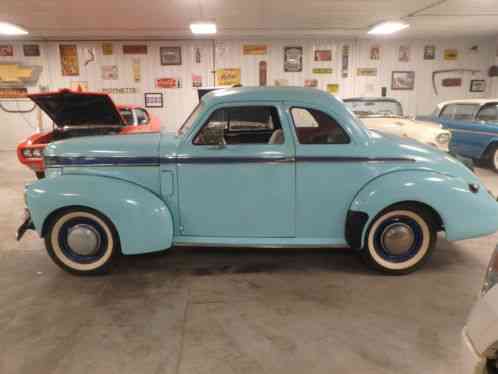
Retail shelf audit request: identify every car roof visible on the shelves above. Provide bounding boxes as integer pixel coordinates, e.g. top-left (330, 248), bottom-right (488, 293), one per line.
top-left (201, 86), bottom-right (339, 107)
top-left (437, 98), bottom-right (498, 108)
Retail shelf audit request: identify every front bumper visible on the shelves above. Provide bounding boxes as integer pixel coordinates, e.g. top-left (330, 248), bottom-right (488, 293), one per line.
top-left (461, 328), bottom-right (486, 374)
top-left (16, 208), bottom-right (34, 241)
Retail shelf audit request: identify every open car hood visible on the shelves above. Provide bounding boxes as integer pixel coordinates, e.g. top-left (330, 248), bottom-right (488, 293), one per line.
top-left (28, 90), bottom-right (125, 128)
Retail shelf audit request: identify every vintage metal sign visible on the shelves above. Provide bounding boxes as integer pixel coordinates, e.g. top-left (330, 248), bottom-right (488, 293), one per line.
top-left (102, 87), bottom-right (137, 94)
top-left (312, 68), bottom-right (332, 74)
top-left (70, 81), bottom-right (88, 92)
top-left (341, 45), bottom-right (349, 78)
top-left (123, 45), bottom-right (148, 55)
top-left (156, 78), bottom-right (181, 89)
top-left (160, 47), bottom-right (182, 65)
top-left (192, 74), bottom-right (202, 88)
top-left (0, 45), bottom-right (13, 57)
top-left (0, 63), bottom-right (42, 87)
top-left (444, 49), bottom-right (458, 61)
top-left (144, 92), bottom-right (163, 108)
top-left (101, 65), bottom-right (118, 80)
top-left (23, 44), bottom-right (40, 57)
top-left (102, 43), bottom-right (113, 56)
top-left (243, 45), bottom-right (267, 55)
top-left (314, 50), bottom-right (332, 61)
top-left (327, 84), bottom-right (339, 94)
top-left (284, 47), bottom-right (303, 72)
top-left (357, 68), bottom-right (377, 77)
top-left (442, 78), bottom-right (462, 87)
top-left (216, 68), bottom-right (241, 86)
top-left (0, 87), bottom-right (28, 98)
top-left (259, 61), bottom-right (267, 86)
top-left (132, 59), bottom-right (141, 83)
top-left (59, 45), bottom-right (79, 76)
top-left (304, 79), bottom-right (318, 88)
top-left (424, 45), bottom-right (436, 60)
top-left (370, 46), bottom-right (380, 60)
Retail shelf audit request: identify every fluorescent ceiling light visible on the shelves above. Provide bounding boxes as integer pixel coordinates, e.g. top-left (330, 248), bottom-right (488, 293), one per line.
top-left (190, 22), bottom-right (217, 35)
top-left (0, 22), bottom-right (28, 35)
top-left (368, 21), bottom-right (409, 35)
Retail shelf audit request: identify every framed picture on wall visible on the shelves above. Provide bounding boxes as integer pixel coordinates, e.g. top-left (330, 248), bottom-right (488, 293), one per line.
top-left (284, 46), bottom-right (303, 72)
top-left (424, 45), bottom-right (436, 60)
top-left (470, 79), bottom-right (486, 93)
top-left (160, 47), bottom-right (182, 65)
top-left (391, 71), bottom-right (415, 90)
top-left (144, 92), bottom-right (164, 108)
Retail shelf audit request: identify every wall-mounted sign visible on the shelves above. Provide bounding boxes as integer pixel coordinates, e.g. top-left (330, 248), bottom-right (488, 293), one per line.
top-left (132, 59), bottom-right (141, 83)
top-left (123, 45), bottom-right (148, 55)
top-left (144, 92), bottom-right (163, 108)
top-left (70, 81), bottom-right (88, 92)
top-left (216, 68), bottom-right (241, 86)
top-left (370, 46), bottom-right (380, 60)
top-left (259, 61), bottom-right (267, 86)
top-left (243, 45), bottom-right (267, 55)
top-left (195, 47), bottom-right (201, 63)
top-left (0, 63), bottom-right (42, 87)
top-left (192, 74), bottom-right (202, 88)
top-left (84, 48), bottom-right (96, 66)
top-left (442, 78), bottom-right (462, 87)
top-left (0, 87), bottom-right (28, 98)
top-left (398, 46), bottom-right (410, 62)
top-left (304, 79), bottom-right (318, 88)
top-left (102, 43), bottom-right (113, 56)
top-left (59, 45), bottom-right (79, 76)
top-left (284, 47), bottom-right (303, 72)
top-left (23, 45), bottom-right (40, 57)
top-left (391, 71), bottom-right (415, 90)
top-left (312, 68), bottom-right (332, 74)
top-left (101, 65), bottom-right (118, 80)
top-left (0, 45), bottom-right (13, 57)
top-left (444, 49), bottom-right (458, 61)
top-left (356, 68), bottom-right (377, 77)
top-left (424, 45), bottom-right (436, 60)
top-left (314, 50), bottom-right (332, 62)
top-left (341, 45), bottom-right (349, 78)
top-left (156, 78), bottom-right (181, 89)
top-left (327, 84), bottom-right (339, 94)
top-left (102, 87), bottom-right (138, 94)
top-left (274, 79), bottom-right (288, 87)
top-left (470, 79), bottom-right (486, 93)
top-left (160, 46), bottom-right (182, 65)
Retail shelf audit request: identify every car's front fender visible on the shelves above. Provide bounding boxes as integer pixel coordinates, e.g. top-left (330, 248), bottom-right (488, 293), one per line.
top-left (348, 170), bottom-right (498, 248)
top-left (26, 174), bottom-right (173, 255)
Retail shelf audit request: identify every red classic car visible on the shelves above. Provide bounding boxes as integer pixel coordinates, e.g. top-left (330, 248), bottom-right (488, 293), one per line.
top-left (17, 90), bottom-right (160, 178)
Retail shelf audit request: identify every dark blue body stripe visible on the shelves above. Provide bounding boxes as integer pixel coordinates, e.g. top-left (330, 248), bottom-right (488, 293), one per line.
top-left (45, 155), bottom-right (415, 166)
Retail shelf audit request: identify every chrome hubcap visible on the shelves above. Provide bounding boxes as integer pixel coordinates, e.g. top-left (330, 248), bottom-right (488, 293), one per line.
top-left (381, 223), bottom-right (415, 255)
top-left (67, 224), bottom-right (101, 256)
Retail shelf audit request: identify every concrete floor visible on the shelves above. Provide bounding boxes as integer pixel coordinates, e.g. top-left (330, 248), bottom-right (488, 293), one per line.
top-left (1, 150), bottom-right (498, 374)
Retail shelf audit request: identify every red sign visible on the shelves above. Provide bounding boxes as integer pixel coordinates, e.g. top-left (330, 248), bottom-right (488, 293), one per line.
top-left (442, 78), bottom-right (462, 87)
top-left (155, 78), bottom-right (180, 89)
top-left (123, 45), bottom-right (148, 55)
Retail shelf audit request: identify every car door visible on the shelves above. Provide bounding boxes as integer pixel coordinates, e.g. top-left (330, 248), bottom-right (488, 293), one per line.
top-left (284, 102), bottom-right (377, 243)
top-left (447, 103), bottom-right (498, 159)
top-left (176, 102), bottom-right (295, 238)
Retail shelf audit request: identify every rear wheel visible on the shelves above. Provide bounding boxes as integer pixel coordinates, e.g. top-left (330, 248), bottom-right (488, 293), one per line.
top-left (361, 204), bottom-right (436, 275)
top-left (45, 208), bottom-right (119, 275)
top-left (489, 145), bottom-right (498, 173)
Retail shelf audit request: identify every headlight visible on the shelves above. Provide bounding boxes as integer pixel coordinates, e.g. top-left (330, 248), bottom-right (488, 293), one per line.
top-left (22, 149), bottom-right (33, 158)
top-left (482, 246), bottom-right (498, 296)
top-left (436, 133), bottom-right (451, 145)
top-left (31, 149), bottom-right (42, 158)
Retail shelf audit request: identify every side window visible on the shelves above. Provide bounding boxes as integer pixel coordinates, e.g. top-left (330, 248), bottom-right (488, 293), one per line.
top-left (135, 108), bottom-right (150, 125)
top-left (290, 107), bottom-right (350, 145)
top-left (194, 106), bottom-right (284, 145)
top-left (454, 104), bottom-right (478, 121)
top-left (119, 108), bottom-right (135, 125)
top-left (439, 104), bottom-right (455, 119)
top-left (476, 104), bottom-right (498, 123)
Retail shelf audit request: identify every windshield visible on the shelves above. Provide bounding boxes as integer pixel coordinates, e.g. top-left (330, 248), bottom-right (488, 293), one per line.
top-left (344, 100), bottom-right (403, 117)
top-left (177, 103), bottom-right (203, 136)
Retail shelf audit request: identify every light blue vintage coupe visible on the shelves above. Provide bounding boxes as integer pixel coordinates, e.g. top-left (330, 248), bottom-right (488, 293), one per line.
top-left (17, 87), bottom-right (498, 275)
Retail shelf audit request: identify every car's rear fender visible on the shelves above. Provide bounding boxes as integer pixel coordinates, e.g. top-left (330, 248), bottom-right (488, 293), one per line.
top-left (347, 170), bottom-right (498, 248)
top-left (26, 174), bottom-right (173, 255)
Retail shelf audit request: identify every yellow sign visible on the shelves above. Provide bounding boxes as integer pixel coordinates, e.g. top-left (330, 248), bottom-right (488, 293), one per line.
top-left (243, 45), bottom-right (267, 55)
top-left (0, 63), bottom-right (42, 86)
top-left (444, 49), bottom-right (458, 61)
top-left (216, 68), bottom-right (241, 86)
top-left (356, 68), bottom-right (377, 77)
top-left (327, 84), bottom-right (339, 94)
top-left (102, 43), bottom-right (113, 56)
top-left (312, 68), bottom-right (333, 74)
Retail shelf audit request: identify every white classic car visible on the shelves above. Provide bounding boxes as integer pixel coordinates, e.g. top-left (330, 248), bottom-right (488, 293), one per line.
top-left (462, 245), bottom-right (498, 373)
top-left (343, 97), bottom-right (451, 152)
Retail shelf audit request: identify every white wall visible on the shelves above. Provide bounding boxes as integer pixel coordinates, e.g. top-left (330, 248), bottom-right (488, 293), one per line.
top-left (0, 36), bottom-right (496, 150)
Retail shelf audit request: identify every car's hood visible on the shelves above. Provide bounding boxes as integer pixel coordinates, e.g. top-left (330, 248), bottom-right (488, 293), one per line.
top-left (29, 89), bottom-right (125, 128)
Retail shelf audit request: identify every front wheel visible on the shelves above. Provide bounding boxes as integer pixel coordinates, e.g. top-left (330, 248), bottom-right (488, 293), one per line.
top-left (489, 145), bottom-right (498, 173)
top-left (45, 208), bottom-right (119, 275)
top-left (361, 205), bottom-right (436, 275)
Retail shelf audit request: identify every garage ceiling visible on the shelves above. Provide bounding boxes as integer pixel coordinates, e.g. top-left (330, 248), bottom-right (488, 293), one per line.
top-left (0, 0), bottom-right (497, 40)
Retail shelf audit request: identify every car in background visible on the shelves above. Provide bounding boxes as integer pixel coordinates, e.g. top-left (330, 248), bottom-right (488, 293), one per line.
top-left (461, 245), bottom-right (498, 374)
top-left (17, 90), bottom-right (160, 178)
top-left (425, 99), bottom-right (498, 172)
top-left (17, 87), bottom-right (498, 276)
top-left (343, 97), bottom-right (452, 152)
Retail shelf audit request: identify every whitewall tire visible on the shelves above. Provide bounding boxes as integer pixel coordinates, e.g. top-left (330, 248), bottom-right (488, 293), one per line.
top-left (490, 146), bottom-right (498, 173)
top-left (45, 208), bottom-right (119, 275)
top-left (361, 205), bottom-right (436, 275)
